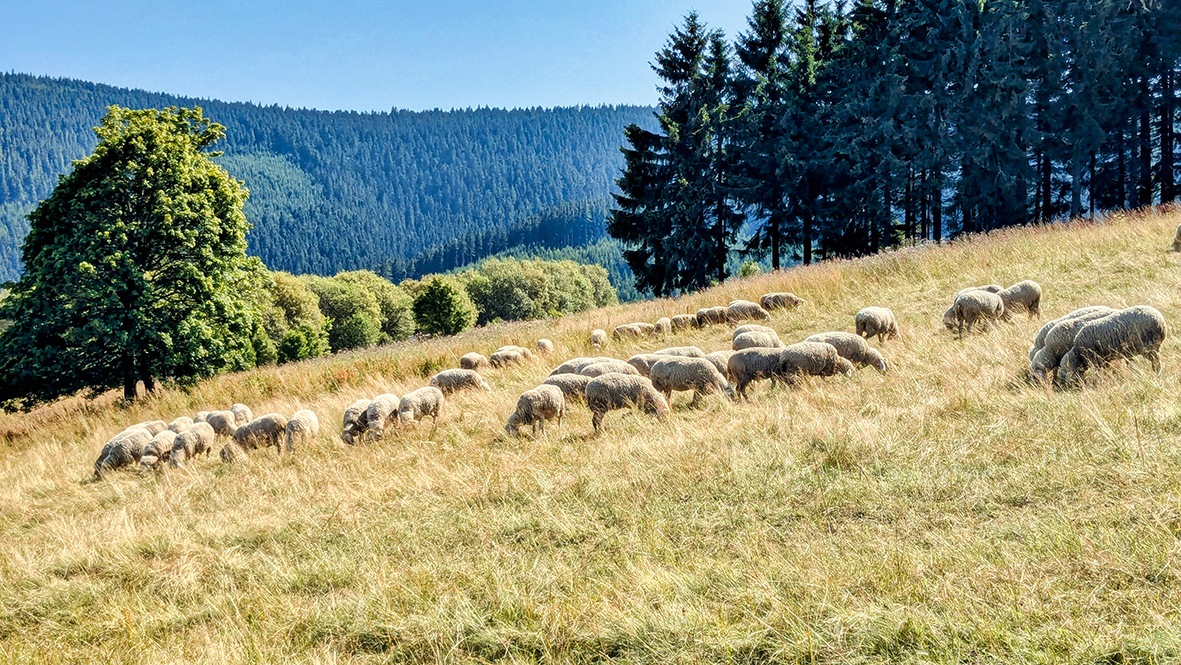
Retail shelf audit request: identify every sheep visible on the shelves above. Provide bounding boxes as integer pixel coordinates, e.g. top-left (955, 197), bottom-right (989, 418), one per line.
top-left (804, 332), bottom-right (889, 373)
top-left (232, 414), bottom-right (288, 454)
top-left (760, 292), bottom-right (804, 311)
top-left (654, 317), bottom-right (672, 335)
top-left (94, 427), bottom-right (153, 478)
top-left (168, 416), bottom-right (193, 434)
top-left (460, 352), bottom-right (490, 370)
top-left (648, 356), bottom-right (733, 404)
top-left (696, 306), bottom-right (729, 327)
top-left (220, 441), bottom-right (245, 464)
top-left (727, 348), bottom-right (790, 398)
top-left (733, 324), bottom-right (775, 338)
top-left (193, 411), bottom-right (209, 424)
top-left (364, 394), bottom-right (400, 440)
top-left (671, 314), bottom-right (699, 331)
top-left (944, 286), bottom-right (1004, 330)
top-left (1173, 223), bottom-right (1181, 252)
top-left (231, 404), bottom-right (253, 427)
top-left (705, 350), bottom-right (734, 381)
top-left (855, 307), bottom-right (901, 343)
top-left (626, 354), bottom-right (663, 377)
top-left (505, 385), bottom-right (565, 436)
top-left (285, 410), bottom-right (320, 453)
top-left (496, 345), bottom-right (535, 360)
top-left (490, 348), bottom-right (528, 368)
top-left (590, 329), bottom-right (608, 348)
top-left (779, 341), bottom-right (855, 379)
top-left (430, 369), bottom-right (491, 395)
top-left (727, 300), bottom-right (771, 323)
top-left (549, 357), bottom-right (617, 376)
top-left (613, 322), bottom-right (656, 340)
top-left (951, 290), bottom-right (1005, 337)
top-left (579, 360), bottom-right (641, 378)
top-left (542, 373), bottom-right (593, 403)
top-left (141, 430), bottom-right (178, 462)
top-left (1030, 309), bottom-right (1117, 383)
top-left (998, 280), bottom-right (1042, 319)
top-left (1060, 306), bottom-right (1167, 384)
top-left (652, 346), bottom-right (706, 358)
top-left (205, 411), bottom-right (237, 437)
top-left (1030, 306), bottom-right (1115, 363)
top-left (340, 399), bottom-right (373, 445)
top-left (536, 339), bottom-right (555, 356)
top-left (733, 330), bottom-right (784, 351)
top-left (169, 422), bottom-right (215, 467)
top-left (399, 387), bottom-right (444, 427)
top-left (584, 374), bottom-right (670, 433)
top-left (135, 420), bottom-right (169, 436)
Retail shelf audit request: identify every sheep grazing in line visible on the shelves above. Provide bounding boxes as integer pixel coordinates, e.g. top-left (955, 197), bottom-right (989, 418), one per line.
top-left (285, 410), bottom-right (320, 453)
top-left (168, 416), bottom-right (193, 434)
top-left (855, 307), bottom-right (901, 343)
top-left (648, 356), bottom-right (734, 405)
top-left (733, 330), bottom-right (784, 351)
top-left (626, 354), bottom-right (663, 377)
top-left (340, 399), bottom-right (373, 445)
top-left (536, 339), bottom-right (555, 356)
top-left (399, 387), bottom-right (444, 427)
top-left (549, 357), bottom-right (617, 376)
top-left (136, 420), bottom-right (169, 436)
top-left (779, 341), bottom-right (855, 381)
top-left (141, 430), bottom-right (178, 462)
top-left (696, 306), bottom-right (729, 327)
top-left (655, 317), bottom-right (672, 335)
top-left (364, 394), bottom-right (400, 441)
top-left (490, 348), bottom-right (528, 368)
top-left (760, 292), bottom-right (804, 311)
top-left (590, 329), bottom-right (608, 348)
top-left (460, 352), bottom-right (490, 370)
top-left (169, 422), bottom-right (215, 467)
top-left (671, 314), bottom-right (699, 331)
top-left (613, 322), bottom-right (657, 340)
top-left (430, 369), bottom-right (491, 395)
top-left (505, 385), bottom-right (565, 436)
top-left (205, 411), bottom-right (237, 438)
top-left (232, 414), bottom-right (289, 455)
top-left (542, 373), bottom-right (593, 403)
top-left (945, 286), bottom-right (1004, 330)
top-left (727, 300), bottom-right (771, 323)
top-left (585, 374), bottom-right (670, 433)
top-left (497, 345), bottom-right (535, 359)
top-left (705, 350), bottom-right (734, 381)
top-left (804, 332), bottom-right (889, 373)
top-left (1173, 223), bottom-right (1181, 252)
top-left (653, 345), bottom-right (706, 358)
top-left (733, 324), bottom-right (775, 338)
top-left (999, 280), bottom-right (1042, 319)
top-left (728, 348), bottom-right (789, 398)
top-left (231, 404), bottom-right (254, 427)
top-left (951, 290), bottom-right (1004, 337)
top-left (1060, 305), bottom-right (1167, 384)
top-left (193, 411), bottom-right (209, 424)
top-left (1030, 306), bottom-right (1114, 363)
top-left (1030, 309), bottom-right (1116, 383)
top-left (579, 360), bottom-right (641, 378)
top-left (94, 427), bottom-right (153, 478)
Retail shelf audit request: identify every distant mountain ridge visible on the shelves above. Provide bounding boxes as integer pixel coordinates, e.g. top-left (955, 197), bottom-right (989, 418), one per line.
top-left (0, 73), bottom-right (655, 286)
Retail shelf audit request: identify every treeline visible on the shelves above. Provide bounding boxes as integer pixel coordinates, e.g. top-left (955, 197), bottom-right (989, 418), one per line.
top-left (0, 73), bottom-right (655, 281)
top-left (611, 0), bottom-right (1181, 296)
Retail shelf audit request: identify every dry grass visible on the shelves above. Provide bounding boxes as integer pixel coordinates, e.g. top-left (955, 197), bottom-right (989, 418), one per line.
top-left (3, 208), bottom-right (1181, 663)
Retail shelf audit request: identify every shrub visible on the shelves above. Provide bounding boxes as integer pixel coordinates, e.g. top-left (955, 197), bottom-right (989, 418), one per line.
top-left (335, 270), bottom-right (415, 343)
top-left (300, 275), bottom-right (383, 352)
top-left (413, 277), bottom-right (478, 337)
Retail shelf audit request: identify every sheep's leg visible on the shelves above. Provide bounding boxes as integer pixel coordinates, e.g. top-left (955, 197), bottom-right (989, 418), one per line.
top-left (1147, 350), bottom-right (1162, 373)
top-left (538, 417), bottom-right (546, 434)
top-left (662, 389), bottom-right (673, 405)
top-left (591, 410), bottom-right (605, 433)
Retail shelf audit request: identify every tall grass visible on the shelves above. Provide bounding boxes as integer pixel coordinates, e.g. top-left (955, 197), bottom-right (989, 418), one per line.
top-left (2, 208), bottom-right (1181, 663)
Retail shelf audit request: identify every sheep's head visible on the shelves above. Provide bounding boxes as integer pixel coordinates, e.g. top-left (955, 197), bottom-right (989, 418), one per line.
top-left (870, 350), bottom-right (889, 374)
top-left (339, 427), bottom-right (356, 446)
top-left (835, 357), bottom-right (856, 376)
top-left (168, 450), bottom-right (187, 468)
top-left (1059, 350), bottom-right (1084, 384)
top-left (504, 413), bottom-right (521, 436)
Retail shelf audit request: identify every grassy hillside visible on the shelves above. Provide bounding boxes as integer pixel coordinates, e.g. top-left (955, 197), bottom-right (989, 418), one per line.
top-left (2, 207), bottom-right (1181, 663)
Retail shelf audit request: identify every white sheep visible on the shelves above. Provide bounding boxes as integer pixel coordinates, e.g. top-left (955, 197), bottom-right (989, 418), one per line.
top-left (205, 411), bottom-right (237, 437)
top-left (951, 290), bottom-right (1004, 337)
top-left (490, 348), bottom-right (528, 368)
top-left (169, 422), bottom-right (215, 467)
top-left (548, 356), bottom-right (617, 376)
top-left (999, 280), bottom-right (1042, 319)
top-left (94, 427), bottom-right (153, 478)
top-left (733, 324), bottom-right (775, 338)
top-left (285, 409), bottom-right (320, 453)
top-left (231, 414), bottom-right (288, 454)
top-left (364, 394), bottom-right (400, 441)
top-left (542, 373), bottom-right (593, 403)
top-left (648, 356), bottom-right (733, 404)
top-left (760, 292), bottom-right (804, 311)
top-left (193, 411), bottom-right (210, 424)
top-left (340, 399), bottom-right (373, 445)
top-left (1030, 306), bottom-right (1114, 363)
top-left (536, 339), bottom-right (555, 356)
top-left (231, 404), bottom-right (254, 427)
top-left (167, 416), bottom-right (193, 434)
top-left (652, 346), bottom-right (706, 358)
top-left (141, 430), bottom-right (178, 462)
top-left (727, 300), bottom-right (771, 323)
top-left (584, 374), bottom-right (670, 433)
top-left (671, 314), bottom-right (699, 331)
top-left (430, 369), bottom-right (491, 395)
top-left (399, 387), bottom-right (444, 427)
top-left (696, 306), bottom-right (729, 327)
top-left (705, 350), bottom-right (734, 381)
top-left (460, 352), bottom-right (490, 370)
top-left (1060, 306), bottom-right (1167, 384)
top-left (496, 345), bottom-right (535, 359)
top-left (612, 322), bottom-right (656, 340)
top-left (626, 354), bottom-right (663, 377)
top-left (727, 348), bottom-right (789, 398)
top-left (779, 341), bottom-right (855, 380)
top-left (804, 332), bottom-right (889, 373)
top-left (945, 286), bottom-right (1004, 330)
top-left (654, 317), bottom-right (672, 335)
top-left (590, 329), bottom-right (608, 348)
top-left (505, 385), bottom-right (565, 436)
top-left (135, 420), bottom-right (169, 436)
top-left (855, 307), bottom-right (901, 343)
top-left (579, 360), bottom-right (641, 378)
top-left (732, 330), bottom-right (784, 351)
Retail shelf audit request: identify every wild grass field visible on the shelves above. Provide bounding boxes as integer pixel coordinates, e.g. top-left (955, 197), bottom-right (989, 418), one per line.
top-left (2, 208), bottom-right (1181, 663)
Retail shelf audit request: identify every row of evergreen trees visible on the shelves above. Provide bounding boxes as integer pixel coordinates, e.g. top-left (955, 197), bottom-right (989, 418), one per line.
top-left (611, 0), bottom-right (1181, 296)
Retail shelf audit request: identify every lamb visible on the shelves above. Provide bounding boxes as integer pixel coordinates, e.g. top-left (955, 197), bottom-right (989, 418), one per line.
top-left (232, 413), bottom-right (289, 454)
top-left (727, 300), bottom-right (771, 323)
top-left (169, 422), bottom-right (215, 467)
top-left (1173, 223), bottom-right (1181, 252)
top-left (733, 324), bottom-right (775, 337)
top-left (94, 427), bottom-right (153, 478)
top-left (1030, 306), bottom-right (1114, 363)
top-left (998, 280), bottom-right (1042, 319)
top-left (648, 356), bottom-right (734, 404)
top-left (1059, 306), bottom-right (1167, 384)
top-left (705, 350), bottom-right (734, 381)
top-left (231, 404), bottom-right (253, 427)
top-left (652, 346), bottom-right (706, 358)
top-left (340, 399), bottom-right (373, 445)
top-left (285, 409), bottom-right (320, 453)
top-left (728, 348), bottom-right (790, 398)
top-left (504, 385), bottom-right (565, 436)
top-left (951, 290), bottom-right (1005, 337)
top-left (430, 368), bottom-right (491, 395)
top-left (855, 307), bottom-right (901, 343)
top-left (654, 317), bottom-right (672, 335)
top-left (542, 373), bottom-right (593, 402)
top-left (579, 360), bottom-right (641, 378)
top-left (363, 394), bottom-right (400, 440)
top-left (626, 354), bottom-right (663, 377)
top-left (671, 314), bottom-right (699, 331)
top-left (549, 356), bottom-right (617, 376)
top-left (205, 411), bottom-right (238, 437)
top-left (399, 387), bottom-right (444, 427)
top-left (536, 339), bottom-right (555, 356)
top-left (584, 374), bottom-right (670, 433)
top-left (141, 430), bottom-right (178, 462)
top-left (490, 348), bottom-right (528, 368)
top-left (1030, 309), bottom-right (1116, 383)
top-left (733, 330), bottom-right (784, 351)
top-left (760, 292), bottom-right (804, 311)
top-left (779, 341), bottom-right (855, 379)
top-left (168, 416), bottom-right (193, 434)
top-left (590, 329), bottom-right (608, 348)
top-left (696, 306), bottom-right (729, 327)
top-left (804, 332), bottom-right (889, 373)
top-left (460, 352), bottom-right (490, 370)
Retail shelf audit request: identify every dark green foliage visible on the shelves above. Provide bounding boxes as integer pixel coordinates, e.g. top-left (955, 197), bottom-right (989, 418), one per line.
top-left (335, 270), bottom-right (415, 343)
top-left (299, 275), bottom-right (382, 352)
top-left (259, 271), bottom-right (331, 363)
top-left (413, 277), bottom-right (478, 337)
top-left (333, 313), bottom-right (382, 351)
top-left (458, 257), bottom-right (617, 326)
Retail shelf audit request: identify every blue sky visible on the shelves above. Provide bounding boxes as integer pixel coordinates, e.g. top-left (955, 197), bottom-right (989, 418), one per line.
top-left (3, 0), bottom-right (751, 111)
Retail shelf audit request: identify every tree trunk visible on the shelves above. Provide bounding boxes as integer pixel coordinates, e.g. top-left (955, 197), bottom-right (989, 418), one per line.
top-left (1041, 152), bottom-right (1052, 221)
top-left (1161, 69), bottom-right (1176, 203)
top-left (933, 171), bottom-right (943, 242)
top-left (123, 375), bottom-right (137, 402)
top-left (143, 374), bottom-right (156, 394)
top-left (771, 207), bottom-right (781, 270)
top-left (1118, 125), bottom-right (1127, 209)
top-left (1071, 152), bottom-right (1083, 219)
top-left (1089, 153), bottom-right (1096, 220)
top-left (1140, 81), bottom-right (1153, 207)
top-left (802, 211), bottom-right (812, 265)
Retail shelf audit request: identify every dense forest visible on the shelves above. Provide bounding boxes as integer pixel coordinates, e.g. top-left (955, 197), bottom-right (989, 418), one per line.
top-left (612, 0), bottom-right (1181, 296)
top-left (0, 73), bottom-right (654, 284)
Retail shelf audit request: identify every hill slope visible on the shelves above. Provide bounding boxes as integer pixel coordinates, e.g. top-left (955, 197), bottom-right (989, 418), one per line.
top-left (0, 73), bottom-right (653, 282)
top-left (2, 208), bottom-right (1181, 663)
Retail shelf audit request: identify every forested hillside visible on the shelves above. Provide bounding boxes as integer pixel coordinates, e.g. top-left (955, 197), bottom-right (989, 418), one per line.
top-left (0, 74), bottom-right (654, 283)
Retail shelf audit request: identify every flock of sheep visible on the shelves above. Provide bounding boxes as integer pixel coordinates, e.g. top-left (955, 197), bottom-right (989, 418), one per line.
top-left (92, 275), bottom-right (1169, 479)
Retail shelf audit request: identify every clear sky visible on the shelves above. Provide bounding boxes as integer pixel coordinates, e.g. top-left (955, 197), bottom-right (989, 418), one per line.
top-left (3, 0), bottom-right (752, 111)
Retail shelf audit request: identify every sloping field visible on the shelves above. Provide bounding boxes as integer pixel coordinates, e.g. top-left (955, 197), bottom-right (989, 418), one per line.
top-left (2, 208), bottom-right (1181, 663)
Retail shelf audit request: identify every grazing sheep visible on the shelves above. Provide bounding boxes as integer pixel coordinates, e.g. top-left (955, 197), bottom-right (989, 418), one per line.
top-left (1030, 309), bottom-right (1117, 383)
top-left (285, 410), bottom-right (320, 453)
top-left (579, 360), bottom-right (641, 378)
top-left (231, 404), bottom-right (253, 427)
top-left (760, 292), bottom-right (804, 311)
top-left (496, 345), bottom-right (535, 360)
top-left (136, 420), bottom-right (169, 436)
top-left (956, 284), bottom-right (1005, 297)
top-left (193, 411), bottom-right (209, 424)
top-left (727, 300), bottom-right (771, 323)
top-left (626, 354), bottom-right (663, 377)
top-left (220, 441), bottom-right (245, 464)
top-left (655, 317), bottom-right (672, 335)
top-left (733, 330), bottom-right (784, 351)
top-left (490, 348), bottom-right (528, 368)
top-left (340, 399), bottom-right (373, 445)
top-left (696, 306), bottom-right (729, 327)
top-left (142, 430), bottom-right (178, 462)
top-left (1030, 306), bottom-right (1115, 363)
top-left (584, 374), bottom-right (670, 433)
top-left (590, 329), bottom-right (608, 348)
top-left (942, 304), bottom-right (958, 331)
top-left (205, 411), bottom-right (237, 437)
top-left (999, 280), bottom-right (1042, 319)
top-left (363, 394), bottom-right (400, 441)
top-left (1173, 223), bottom-right (1181, 252)
top-left (951, 290), bottom-right (1005, 337)
top-left (613, 322), bottom-right (656, 340)
top-left (168, 416), bottom-right (193, 434)
top-left (542, 373), bottom-right (593, 402)
top-left (399, 387), bottom-right (444, 426)
top-left (705, 350), bottom-right (734, 381)
top-left (169, 422), bottom-right (215, 467)
top-left (505, 385), bottom-right (565, 436)
top-left (94, 427), bottom-right (153, 478)
top-left (671, 314), bottom-right (699, 331)
top-left (460, 352), bottom-right (490, 370)
top-left (652, 346), bottom-right (706, 358)
top-left (232, 414), bottom-right (288, 454)
top-left (855, 307), bottom-right (901, 343)
top-left (728, 348), bottom-right (790, 398)
top-left (779, 341), bottom-right (855, 379)
top-left (549, 356), bottom-right (618, 376)
top-left (1060, 306), bottom-right (1167, 384)
top-left (733, 324), bottom-right (776, 338)
top-left (430, 368), bottom-right (491, 395)
top-left (536, 339), bottom-right (555, 356)
top-left (804, 332), bottom-right (889, 373)
top-left (648, 356), bottom-right (733, 404)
